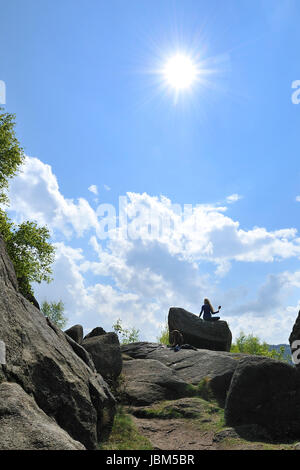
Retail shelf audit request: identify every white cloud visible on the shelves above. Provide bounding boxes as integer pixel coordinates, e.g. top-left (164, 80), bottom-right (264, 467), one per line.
top-left (8, 156), bottom-right (300, 343)
top-left (223, 271), bottom-right (300, 343)
top-left (226, 193), bottom-right (242, 204)
top-left (34, 240), bottom-right (167, 339)
top-left (296, 195), bottom-right (300, 202)
top-left (88, 185), bottom-right (98, 196)
top-left (104, 184), bottom-right (111, 191)
top-left (8, 156), bottom-right (100, 238)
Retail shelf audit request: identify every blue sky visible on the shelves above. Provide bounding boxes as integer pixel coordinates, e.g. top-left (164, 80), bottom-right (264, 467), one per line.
top-left (1, 0), bottom-right (300, 343)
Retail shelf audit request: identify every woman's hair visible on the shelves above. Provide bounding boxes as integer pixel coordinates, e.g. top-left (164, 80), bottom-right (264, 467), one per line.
top-left (204, 298), bottom-right (214, 313)
top-left (169, 330), bottom-right (184, 347)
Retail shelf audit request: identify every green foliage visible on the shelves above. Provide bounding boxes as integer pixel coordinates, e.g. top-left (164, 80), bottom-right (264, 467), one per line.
top-left (0, 109), bottom-right (55, 299)
top-left (112, 318), bottom-right (140, 345)
top-left (0, 211), bottom-right (55, 297)
top-left (157, 320), bottom-right (169, 345)
top-left (41, 300), bottom-right (67, 329)
top-left (186, 378), bottom-right (215, 402)
top-left (0, 109), bottom-right (25, 205)
top-left (99, 406), bottom-right (153, 450)
top-left (230, 331), bottom-right (286, 361)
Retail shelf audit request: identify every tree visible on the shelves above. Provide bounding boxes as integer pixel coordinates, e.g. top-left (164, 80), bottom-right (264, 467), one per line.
top-left (0, 109), bottom-right (55, 299)
top-left (230, 331), bottom-right (286, 361)
top-left (41, 300), bottom-right (67, 329)
top-left (0, 109), bottom-right (24, 205)
top-left (0, 212), bottom-right (55, 298)
top-left (112, 318), bottom-right (140, 345)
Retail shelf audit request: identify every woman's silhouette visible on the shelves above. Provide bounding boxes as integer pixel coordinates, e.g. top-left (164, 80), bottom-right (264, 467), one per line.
top-left (199, 298), bottom-right (221, 321)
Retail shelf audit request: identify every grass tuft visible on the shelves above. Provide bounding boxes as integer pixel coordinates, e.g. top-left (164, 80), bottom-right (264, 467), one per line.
top-left (99, 406), bottom-right (154, 450)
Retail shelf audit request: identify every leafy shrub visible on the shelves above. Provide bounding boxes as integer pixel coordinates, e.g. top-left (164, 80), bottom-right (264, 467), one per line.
top-left (157, 320), bottom-right (169, 345)
top-left (230, 331), bottom-right (286, 361)
top-left (112, 318), bottom-right (140, 344)
top-left (41, 300), bottom-right (67, 329)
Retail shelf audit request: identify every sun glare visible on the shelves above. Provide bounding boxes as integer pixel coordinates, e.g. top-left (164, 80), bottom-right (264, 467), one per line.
top-left (163, 53), bottom-right (198, 90)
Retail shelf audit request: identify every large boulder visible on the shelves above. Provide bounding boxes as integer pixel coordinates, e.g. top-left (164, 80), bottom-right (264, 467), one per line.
top-left (122, 358), bottom-right (189, 406)
top-left (121, 342), bottom-right (246, 403)
top-left (65, 324), bottom-right (84, 344)
top-left (0, 236), bottom-right (116, 450)
top-left (289, 311), bottom-right (300, 369)
top-left (168, 307), bottom-right (232, 352)
top-left (82, 332), bottom-right (122, 381)
top-left (224, 356), bottom-right (300, 438)
top-left (84, 326), bottom-right (107, 339)
top-left (0, 382), bottom-right (85, 450)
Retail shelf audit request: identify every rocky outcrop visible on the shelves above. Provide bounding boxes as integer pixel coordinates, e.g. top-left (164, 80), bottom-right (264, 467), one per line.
top-left (121, 342), bottom-right (162, 359)
top-left (65, 324), bottom-right (84, 344)
top-left (289, 311), bottom-right (300, 369)
top-left (64, 329), bottom-right (96, 370)
top-left (0, 235), bottom-right (116, 450)
top-left (84, 326), bottom-right (107, 339)
top-left (122, 358), bottom-right (189, 406)
top-left (82, 332), bottom-right (123, 381)
top-left (168, 307), bottom-right (232, 352)
top-left (121, 342), bottom-right (246, 403)
top-left (0, 382), bottom-right (85, 450)
top-left (0, 235), bottom-right (19, 290)
top-left (224, 356), bottom-right (300, 438)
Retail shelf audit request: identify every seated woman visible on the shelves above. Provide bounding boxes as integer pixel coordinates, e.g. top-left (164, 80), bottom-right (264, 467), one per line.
top-left (199, 298), bottom-right (221, 321)
top-left (169, 329), bottom-right (184, 349)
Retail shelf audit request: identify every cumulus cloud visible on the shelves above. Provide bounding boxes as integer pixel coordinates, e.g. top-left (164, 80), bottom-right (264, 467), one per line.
top-left (8, 156), bottom-right (100, 237)
top-left (8, 156), bottom-right (300, 342)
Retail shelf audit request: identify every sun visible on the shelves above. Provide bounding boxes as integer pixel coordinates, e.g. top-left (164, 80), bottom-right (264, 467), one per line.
top-left (163, 53), bottom-right (198, 91)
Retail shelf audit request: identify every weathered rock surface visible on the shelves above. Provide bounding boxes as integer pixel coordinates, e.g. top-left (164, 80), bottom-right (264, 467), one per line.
top-left (0, 236), bottom-right (116, 450)
top-left (0, 382), bottom-right (85, 450)
top-left (65, 324), bottom-right (84, 344)
top-left (129, 397), bottom-right (214, 420)
top-left (121, 342), bottom-right (164, 359)
top-left (213, 424), bottom-right (271, 443)
top-left (82, 332), bottom-right (123, 381)
top-left (122, 359), bottom-right (190, 406)
top-left (168, 307), bottom-right (232, 351)
top-left (64, 330), bottom-right (96, 371)
top-left (84, 326), bottom-right (107, 339)
top-left (121, 342), bottom-right (245, 403)
top-left (225, 356), bottom-right (300, 438)
top-left (289, 311), bottom-right (300, 369)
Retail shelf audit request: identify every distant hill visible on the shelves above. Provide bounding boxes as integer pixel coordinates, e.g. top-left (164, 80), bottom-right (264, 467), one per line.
top-left (268, 344), bottom-right (293, 364)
